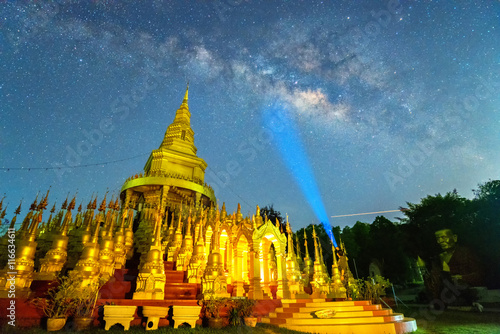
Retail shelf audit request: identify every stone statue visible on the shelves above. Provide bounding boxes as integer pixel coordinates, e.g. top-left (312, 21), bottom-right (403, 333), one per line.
top-left (421, 228), bottom-right (484, 310)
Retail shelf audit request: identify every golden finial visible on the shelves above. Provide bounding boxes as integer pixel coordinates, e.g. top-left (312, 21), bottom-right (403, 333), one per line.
top-left (77, 203), bottom-right (82, 212)
top-left (39, 187), bottom-right (50, 211)
top-left (0, 195), bottom-right (5, 212)
top-left (50, 202), bottom-right (56, 213)
top-left (304, 229), bottom-right (310, 258)
top-left (286, 216), bottom-right (291, 233)
top-left (68, 196), bottom-right (76, 211)
top-left (98, 194), bottom-right (107, 212)
top-left (331, 239), bottom-right (338, 266)
top-left (61, 193), bottom-right (69, 210)
top-left (295, 233), bottom-right (301, 257)
top-left (183, 82), bottom-right (189, 103)
top-left (30, 192), bottom-right (40, 211)
top-left (15, 200), bottom-right (22, 215)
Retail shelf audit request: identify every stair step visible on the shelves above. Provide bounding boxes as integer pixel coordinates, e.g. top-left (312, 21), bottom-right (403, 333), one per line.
top-left (304, 301), bottom-right (371, 307)
top-left (268, 313), bottom-right (404, 326)
top-left (164, 261), bottom-right (175, 271)
top-left (282, 300), bottom-right (371, 308)
top-left (269, 309), bottom-right (393, 319)
top-left (275, 304), bottom-right (381, 313)
top-left (261, 317), bottom-right (270, 324)
top-left (163, 283), bottom-right (199, 300)
top-left (280, 317), bottom-right (417, 334)
top-left (281, 298), bottom-right (334, 303)
top-left (165, 270), bottom-right (185, 282)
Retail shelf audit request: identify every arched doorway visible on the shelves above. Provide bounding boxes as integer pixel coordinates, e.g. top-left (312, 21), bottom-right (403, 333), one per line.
top-left (249, 219), bottom-right (290, 299)
top-left (233, 232), bottom-right (251, 297)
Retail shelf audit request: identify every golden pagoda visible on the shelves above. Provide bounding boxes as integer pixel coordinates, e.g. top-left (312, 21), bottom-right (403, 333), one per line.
top-left (0, 85), bottom-right (420, 334)
top-left (120, 85), bottom-right (215, 218)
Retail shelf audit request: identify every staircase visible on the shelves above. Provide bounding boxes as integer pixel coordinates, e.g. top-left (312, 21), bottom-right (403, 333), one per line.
top-left (261, 298), bottom-right (417, 334)
top-left (99, 261), bottom-right (199, 300)
top-left (163, 261), bottom-right (199, 300)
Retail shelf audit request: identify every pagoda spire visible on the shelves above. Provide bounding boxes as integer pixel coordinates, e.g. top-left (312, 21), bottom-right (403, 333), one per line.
top-left (182, 82), bottom-right (189, 105)
top-left (157, 85), bottom-right (197, 155)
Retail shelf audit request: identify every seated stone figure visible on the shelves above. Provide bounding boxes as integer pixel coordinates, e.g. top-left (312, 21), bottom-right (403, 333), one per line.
top-left (425, 228), bottom-right (484, 309)
top-left (435, 229), bottom-right (484, 287)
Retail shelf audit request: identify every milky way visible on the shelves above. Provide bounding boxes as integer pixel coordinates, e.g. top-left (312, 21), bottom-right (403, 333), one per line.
top-left (1, 0), bottom-right (499, 230)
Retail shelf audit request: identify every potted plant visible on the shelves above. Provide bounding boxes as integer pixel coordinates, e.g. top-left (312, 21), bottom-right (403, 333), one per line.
top-left (30, 275), bottom-right (75, 331)
top-left (235, 298), bottom-right (257, 327)
top-left (71, 279), bottom-right (105, 331)
top-left (201, 291), bottom-right (229, 329)
top-left (227, 300), bottom-right (240, 327)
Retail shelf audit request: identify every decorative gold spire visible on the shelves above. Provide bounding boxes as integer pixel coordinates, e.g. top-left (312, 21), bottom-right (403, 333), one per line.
top-left (61, 195), bottom-right (68, 210)
top-left (157, 85), bottom-right (197, 155)
top-left (182, 82), bottom-right (189, 105)
top-left (304, 229), bottom-right (310, 259)
top-left (312, 225), bottom-right (320, 263)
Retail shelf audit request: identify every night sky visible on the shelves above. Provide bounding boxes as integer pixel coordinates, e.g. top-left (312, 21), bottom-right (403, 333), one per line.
top-left (1, 0), bottom-right (499, 231)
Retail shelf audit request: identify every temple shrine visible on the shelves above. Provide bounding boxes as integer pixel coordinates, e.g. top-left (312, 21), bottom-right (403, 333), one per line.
top-left (0, 87), bottom-right (417, 333)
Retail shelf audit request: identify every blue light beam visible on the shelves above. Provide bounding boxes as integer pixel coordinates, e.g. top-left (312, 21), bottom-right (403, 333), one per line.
top-left (263, 102), bottom-right (338, 247)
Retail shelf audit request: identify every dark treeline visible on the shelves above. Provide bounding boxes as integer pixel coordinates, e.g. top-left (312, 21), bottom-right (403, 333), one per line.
top-left (293, 180), bottom-right (500, 288)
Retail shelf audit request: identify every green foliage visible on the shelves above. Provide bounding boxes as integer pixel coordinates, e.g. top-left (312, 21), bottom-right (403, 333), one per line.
top-left (473, 180), bottom-right (500, 202)
top-left (401, 181), bottom-right (500, 287)
top-left (30, 275), bottom-right (76, 318)
top-left (350, 275), bottom-right (391, 304)
top-left (71, 277), bottom-right (106, 317)
top-left (201, 291), bottom-right (230, 319)
top-left (224, 298), bottom-right (257, 326)
top-left (228, 306), bottom-right (240, 326)
top-left (234, 298), bottom-right (256, 318)
top-left (259, 204), bottom-right (284, 225)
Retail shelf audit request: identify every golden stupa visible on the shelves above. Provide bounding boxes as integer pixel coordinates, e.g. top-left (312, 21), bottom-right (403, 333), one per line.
top-left (0, 86), bottom-right (333, 301)
top-left (0, 86), bottom-right (417, 333)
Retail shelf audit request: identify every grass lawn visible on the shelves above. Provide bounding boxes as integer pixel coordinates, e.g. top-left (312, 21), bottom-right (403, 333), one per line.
top-left (2, 308), bottom-right (500, 334)
top-left (398, 306), bottom-right (500, 334)
top-left (1, 323), bottom-right (306, 334)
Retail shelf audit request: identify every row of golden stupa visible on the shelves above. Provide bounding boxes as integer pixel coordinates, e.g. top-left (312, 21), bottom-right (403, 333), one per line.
top-left (0, 87), bottom-right (348, 301)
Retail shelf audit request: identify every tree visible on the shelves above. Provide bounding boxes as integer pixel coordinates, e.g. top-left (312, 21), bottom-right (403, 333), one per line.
top-left (471, 180), bottom-right (500, 287)
top-left (259, 204), bottom-right (284, 226)
top-left (368, 216), bottom-right (411, 283)
top-left (346, 221), bottom-right (371, 278)
top-left (473, 180), bottom-right (500, 202)
top-left (401, 191), bottom-right (472, 263)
